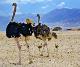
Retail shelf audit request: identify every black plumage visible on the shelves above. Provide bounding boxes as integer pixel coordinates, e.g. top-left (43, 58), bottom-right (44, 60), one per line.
top-left (6, 22), bottom-right (20, 38)
top-left (33, 23), bottom-right (50, 38)
top-left (19, 23), bottom-right (33, 37)
top-left (6, 22), bottom-right (33, 38)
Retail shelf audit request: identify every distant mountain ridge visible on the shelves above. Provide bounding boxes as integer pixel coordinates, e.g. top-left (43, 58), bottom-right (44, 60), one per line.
top-left (0, 8), bottom-right (80, 31)
top-left (42, 8), bottom-right (80, 27)
top-left (42, 8), bottom-right (80, 22)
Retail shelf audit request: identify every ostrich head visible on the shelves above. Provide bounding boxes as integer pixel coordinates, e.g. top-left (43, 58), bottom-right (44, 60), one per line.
top-left (26, 18), bottom-right (32, 24)
top-left (12, 3), bottom-right (17, 7)
top-left (12, 3), bottom-right (17, 12)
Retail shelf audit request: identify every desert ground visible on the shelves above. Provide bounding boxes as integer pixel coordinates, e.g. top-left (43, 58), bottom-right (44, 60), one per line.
top-left (0, 31), bottom-right (80, 67)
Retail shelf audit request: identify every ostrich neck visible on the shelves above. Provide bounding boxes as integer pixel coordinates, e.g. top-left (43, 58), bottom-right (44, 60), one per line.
top-left (11, 6), bottom-right (17, 22)
top-left (38, 17), bottom-right (40, 24)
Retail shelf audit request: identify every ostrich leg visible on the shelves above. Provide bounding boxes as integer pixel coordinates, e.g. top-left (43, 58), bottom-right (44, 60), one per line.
top-left (15, 38), bottom-right (21, 65)
top-left (42, 37), bottom-right (49, 57)
top-left (25, 37), bottom-right (33, 64)
top-left (44, 41), bottom-right (49, 57)
top-left (40, 41), bottom-right (49, 57)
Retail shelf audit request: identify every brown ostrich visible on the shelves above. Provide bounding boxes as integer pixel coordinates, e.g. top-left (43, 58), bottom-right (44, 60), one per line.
top-left (33, 14), bottom-right (57, 57)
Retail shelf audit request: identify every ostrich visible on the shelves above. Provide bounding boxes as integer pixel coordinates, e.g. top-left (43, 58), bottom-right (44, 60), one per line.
top-left (19, 22), bottom-right (33, 64)
top-left (6, 3), bottom-right (21, 65)
top-left (33, 14), bottom-right (57, 57)
top-left (6, 3), bottom-right (33, 65)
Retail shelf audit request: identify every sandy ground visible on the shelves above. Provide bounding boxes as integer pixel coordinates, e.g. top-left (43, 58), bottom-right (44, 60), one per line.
top-left (0, 31), bottom-right (80, 67)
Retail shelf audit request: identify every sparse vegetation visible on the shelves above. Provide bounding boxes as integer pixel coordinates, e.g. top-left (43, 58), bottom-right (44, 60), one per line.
top-left (52, 27), bottom-right (62, 31)
top-left (77, 28), bottom-right (80, 30)
top-left (66, 29), bottom-right (72, 30)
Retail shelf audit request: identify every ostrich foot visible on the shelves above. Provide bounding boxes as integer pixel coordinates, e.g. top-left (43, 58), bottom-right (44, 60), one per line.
top-left (29, 60), bottom-right (33, 64)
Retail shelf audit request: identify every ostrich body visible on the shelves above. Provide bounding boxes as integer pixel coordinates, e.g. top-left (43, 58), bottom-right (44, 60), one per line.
top-left (6, 3), bottom-right (33, 65)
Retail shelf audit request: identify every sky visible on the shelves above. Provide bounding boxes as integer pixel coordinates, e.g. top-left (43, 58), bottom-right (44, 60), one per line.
top-left (0, 0), bottom-right (80, 16)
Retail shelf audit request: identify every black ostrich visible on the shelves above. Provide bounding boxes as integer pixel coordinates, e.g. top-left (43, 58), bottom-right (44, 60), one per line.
top-left (19, 22), bottom-right (33, 64)
top-left (6, 3), bottom-right (33, 65)
top-left (6, 3), bottom-right (21, 65)
top-left (33, 14), bottom-right (57, 57)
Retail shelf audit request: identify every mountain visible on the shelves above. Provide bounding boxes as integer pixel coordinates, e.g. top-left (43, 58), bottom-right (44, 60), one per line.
top-left (1, 8), bottom-right (80, 31)
top-left (42, 8), bottom-right (80, 28)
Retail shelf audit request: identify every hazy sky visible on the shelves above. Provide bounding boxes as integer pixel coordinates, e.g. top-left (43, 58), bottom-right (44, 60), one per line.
top-left (0, 0), bottom-right (80, 16)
